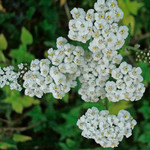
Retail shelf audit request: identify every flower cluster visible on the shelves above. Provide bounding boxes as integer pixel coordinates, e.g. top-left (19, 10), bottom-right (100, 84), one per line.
top-left (23, 59), bottom-right (52, 98)
top-left (77, 107), bottom-right (137, 148)
top-left (23, 37), bottom-right (85, 99)
top-left (78, 52), bottom-right (145, 102)
top-left (0, 66), bottom-right (22, 91)
top-left (68, 0), bottom-right (128, 53)
top-left (18, 63), bottom-right (28, 79)
top-left (105, 62), bottom-right (145, 102)
top-left (136, 49), bottom-right (150, 63)
top-left (78, 50), bottom-right (123, 102)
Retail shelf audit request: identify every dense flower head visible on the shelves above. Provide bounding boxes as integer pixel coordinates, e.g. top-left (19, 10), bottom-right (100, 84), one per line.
top-left (0, 66), bottom-right (22, 91)
top-left (23, 37), bottom-right (85, 99)
top-left (68, 0), bottom-right (128, 53)
top-left (106, 62), bottom-right (145, 102)
top-left (23, 59), bottom-right (52, 98)
top-left (78, 49), bottom-right (123, 102)
top-left (78, 51), bottom-right (145, 102)
top-left (48, 37), bottom-right (85, 67)
top-left (23, 58), bottom-right (71, 99)
top-left (77, 107), bottom-right (137, 148)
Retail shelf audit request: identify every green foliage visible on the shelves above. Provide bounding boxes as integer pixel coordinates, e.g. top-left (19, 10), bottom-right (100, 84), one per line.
top-left (9, 27), bottom-right (35, 64)
top-left (3, 86), bottom-right (40, 114)
top-left (10, 44), bottom-right (35, 64)
top-left (13, 134), bottom-right (32, 142)
top-left (119, 0), bottom-right (144, 35)
top-left (109, 100), bottom-right (131, 115)
top-left (138, 101), bottom-right (150, 119)
top-left (0, 34), bottom-right (8, 50)
top-left (21, 27), bottom-right (33, 45)
top-left (26, 7), bottom-right (36, 20)
top-left (0, 142), bottom-right (16, 150)
top-left (26, 105), bottom-right (47, 131)
top-left (138, 62), bottom-right (150, 83)
top-left (63, 93), bottom-right (69, 103)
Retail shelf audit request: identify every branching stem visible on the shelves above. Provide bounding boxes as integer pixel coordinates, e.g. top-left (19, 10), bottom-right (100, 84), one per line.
top-left (64, 1), bottom-right (71, 20)
top-left (1, 121), bottom-right (42, 132)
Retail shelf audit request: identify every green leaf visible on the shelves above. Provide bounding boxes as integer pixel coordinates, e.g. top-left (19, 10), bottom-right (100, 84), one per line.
top-left (0, 34), bottom-right (8, 50)
top-left (63, 93), bottom-right (69, 103)
top-left (26, 7), bottom-right (36, 19)
top-left (123, 15), bottom-right (135, 35)
top-left (58, 143), bottom-right (69, 150)
top-left (66, 139), bottom-right (76, 148)
top-left (62, 107), bottom-right (81, 127)
top-left (0, 142), bottom-right (15, 149)
top-left (119, 0), bottom-right (143, 16)
top-left (138, 62), bottom-right (150, 83)
top-left (109, 100), bottom-right (131, 115)
top-left (138, 132), bottom-right (150, 143)
top-left (126, 0), bottom-right (143, 15)
top-left (3, 87), bottom-right (40, 114)
top-left (138, 101), bottom-right (150, 119)
top-left (21, 27), bottom-right (33, 45)
top-left (118, 0), bottom-right (130, 16)
top-left (12, 101), bottom-right (23, 114)
top-left (83, 102), bottom-right (104, 111)
top-left (26, 105), bottom-right (47, 131)
top-left (13, 134), bottom-right (32, 142)
top-left (119, 0), bottom-right (143, 35)
top-left (10, 44), bottom-right (35, 64)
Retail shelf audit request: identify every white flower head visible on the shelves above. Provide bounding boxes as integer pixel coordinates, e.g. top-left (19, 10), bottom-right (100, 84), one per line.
top-left (70, 8), bottom-right (86, 20)
top-left (77, 107), bottom-right (136, 148)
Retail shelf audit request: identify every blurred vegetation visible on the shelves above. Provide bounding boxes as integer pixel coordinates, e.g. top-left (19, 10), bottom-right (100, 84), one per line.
top-left (0, 0), bottom-right (150, 150)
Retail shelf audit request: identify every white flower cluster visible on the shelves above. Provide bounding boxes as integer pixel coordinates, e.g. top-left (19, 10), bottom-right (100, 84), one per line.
top-left (77, 107), bottom-right (137, 148)
top-left (78, 51), bottom-right (145, 102)
top-left (70, 0), bottom-right (145, 103)
top-left (78, 50), bottom-right (123, 102)
top-left (105, 62), bottom-right (145, 102)
top-left (17, 63), bottom-right (28, 78)
top-left (0, 66), bottom-right (22, 91)
top-left (23, 37), bottom-right (85, 99)
top-left (23, 59), bottom-right (52, 98)
top-left (68, 0), bottom-right (128, 52)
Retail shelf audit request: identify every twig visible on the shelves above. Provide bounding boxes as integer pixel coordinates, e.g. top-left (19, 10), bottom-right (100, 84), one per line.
top-left (131, 33), bottom-right (150, 44)
top-left (124, 49), bottom-right (137, 66)
top-left (127, 55), bottom-right (137, 67)
top-left (64, 1), bottom-right (71, 20)
top-left (1, 121), bottom-right (43, 132)
top-left (12, 114), bottom-right (26, 125)
top-left (0, 61), bottom-right (10, 65)
top-left (0, 118), bottom-right (11, 124)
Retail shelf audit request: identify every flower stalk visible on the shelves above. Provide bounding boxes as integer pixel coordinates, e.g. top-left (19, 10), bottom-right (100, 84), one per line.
top-left (104, 98), bottom-right (109, 110)
top-left (125, 45), bottom-right (141, 52)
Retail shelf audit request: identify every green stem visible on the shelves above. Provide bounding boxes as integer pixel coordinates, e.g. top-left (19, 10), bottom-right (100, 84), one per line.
top-left (104, 98), bottom-right (109, 110)
top-left (124, 45), bottom-right (141, 52)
